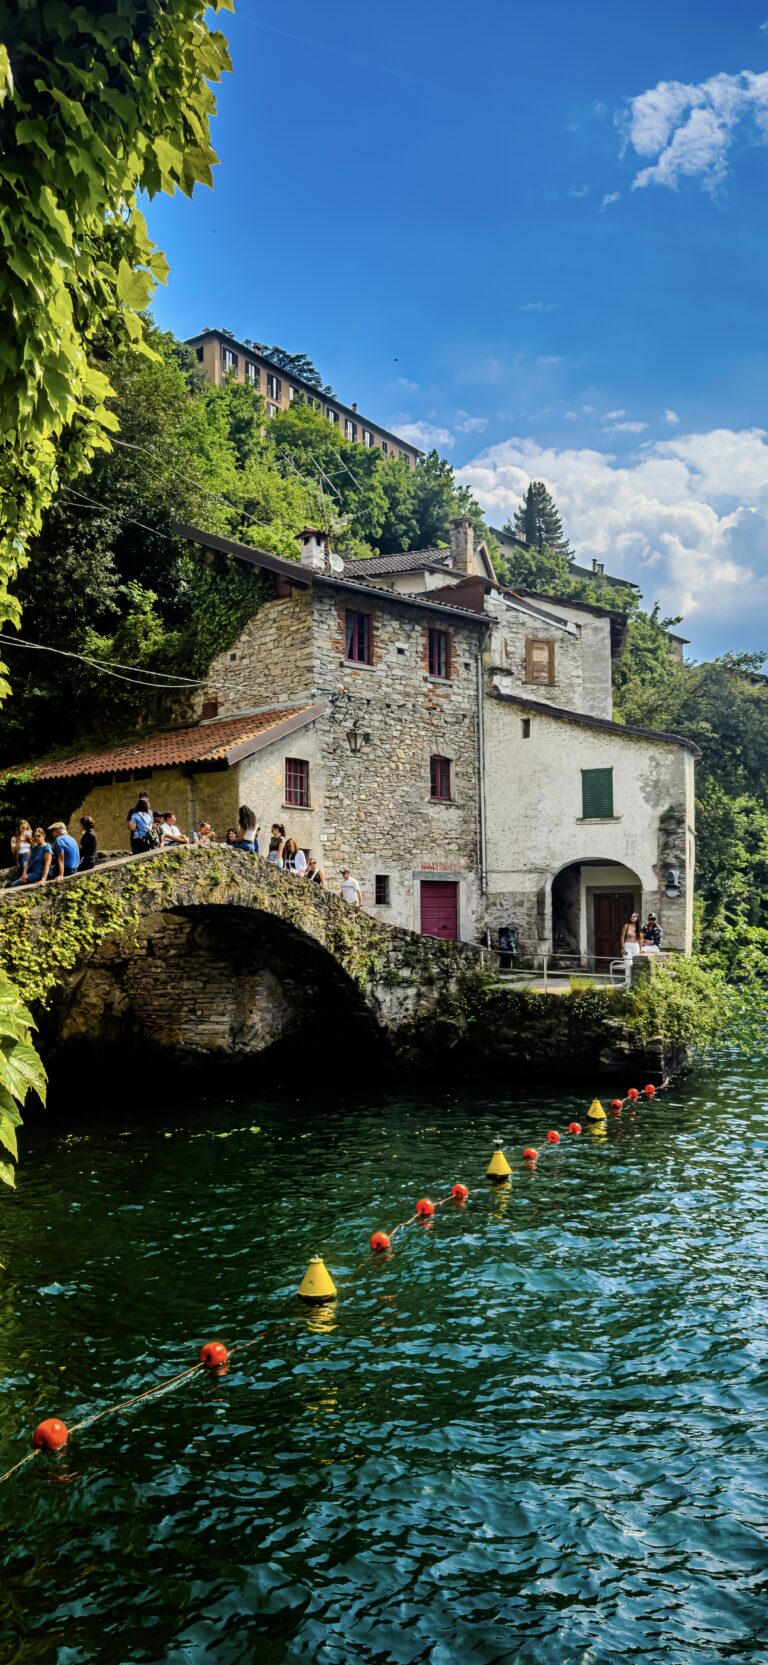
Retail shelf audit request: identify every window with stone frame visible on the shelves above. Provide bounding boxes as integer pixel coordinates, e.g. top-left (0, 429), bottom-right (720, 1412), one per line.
top-left (525, 637), bottom-right (555, 684)
top-left (345, 608), bottom-right (372, 664)
top-left (285, 758), bottom-right (310, 808)
top-left (428, 627), bottom-right (451, 680)
top-left (374, 874), bottom-right (390, 905)
top-left (430, 755), bottom-right (452, 801)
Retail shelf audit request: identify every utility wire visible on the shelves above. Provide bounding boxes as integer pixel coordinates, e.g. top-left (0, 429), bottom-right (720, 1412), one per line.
top-left (0, 633), bottom-right (207, 689)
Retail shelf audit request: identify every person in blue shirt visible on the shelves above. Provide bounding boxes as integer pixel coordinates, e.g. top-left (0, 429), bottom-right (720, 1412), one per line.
top-left (48, 821), bottom-right (80, 881)
top-left (11, 826), bottom-right (52, 886)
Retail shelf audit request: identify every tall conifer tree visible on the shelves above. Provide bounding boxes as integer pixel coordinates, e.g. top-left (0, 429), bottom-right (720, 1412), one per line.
top-left (510, 482), bottom-right (572, 557)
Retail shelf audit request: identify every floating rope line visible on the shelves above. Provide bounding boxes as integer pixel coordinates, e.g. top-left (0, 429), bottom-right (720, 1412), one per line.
top-left (0, 1083), bottom-right (666, 1486)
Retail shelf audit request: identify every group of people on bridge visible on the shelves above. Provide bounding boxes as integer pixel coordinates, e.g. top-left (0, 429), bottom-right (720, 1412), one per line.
top-left (4, 800), bottom-right (363, 910)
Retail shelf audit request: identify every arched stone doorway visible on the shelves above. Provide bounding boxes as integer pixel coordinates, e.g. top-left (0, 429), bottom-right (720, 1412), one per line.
top-left (551, 860), bottom-right (643, 967)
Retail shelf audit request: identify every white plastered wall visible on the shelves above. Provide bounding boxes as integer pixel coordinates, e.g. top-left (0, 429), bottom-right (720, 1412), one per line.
top-left (482, 695), bottom-right (695, 953)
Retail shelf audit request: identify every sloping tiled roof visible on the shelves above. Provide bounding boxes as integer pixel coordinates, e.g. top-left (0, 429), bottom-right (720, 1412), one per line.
top-left (342, 549), bottom-right (453, 578)
top-left (3, 707), bottom-right (320, 784)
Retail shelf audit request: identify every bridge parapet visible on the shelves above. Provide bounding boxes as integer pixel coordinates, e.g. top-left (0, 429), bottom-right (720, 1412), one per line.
top-left (0, 847), bottom-right (484, 1062)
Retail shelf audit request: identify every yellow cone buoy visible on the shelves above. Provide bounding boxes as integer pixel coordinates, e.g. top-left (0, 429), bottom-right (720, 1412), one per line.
top-left (587, 1099), bottom-right (606, 1121)
top-left (589, 1121), bottom-right (608, 1138)
top-left (487, 1138), bottom-right (512, 1182)
top-left (298, 1256), bottom-right (337, 1303)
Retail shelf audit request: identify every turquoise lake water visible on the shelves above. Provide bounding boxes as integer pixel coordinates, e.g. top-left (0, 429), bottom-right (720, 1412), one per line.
top-left (0, 1061), bottom-right (767, 1664)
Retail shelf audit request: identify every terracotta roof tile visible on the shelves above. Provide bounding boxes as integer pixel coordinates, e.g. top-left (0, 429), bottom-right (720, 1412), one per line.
top-left (4, 707), bottom-right (317, 784)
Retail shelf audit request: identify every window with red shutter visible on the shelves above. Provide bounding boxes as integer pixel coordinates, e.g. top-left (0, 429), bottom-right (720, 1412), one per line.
top-left (285, 758), bottom-right (309, 807)
top-left (428, 628), bottom-right (450, 679)
top-left (430, 755), bottom-right (452, 801)
top-left (345, 609), bottom-right (372, 664)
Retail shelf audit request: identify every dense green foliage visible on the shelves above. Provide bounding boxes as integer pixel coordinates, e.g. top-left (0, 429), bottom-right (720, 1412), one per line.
top-left (0, 0), bottom-right (232, 690)
top-left (622, 957), bottom-right (737, 1050)
top-left (0, 328), bottom-right (493, 767)
top-left (0, 974), bottom-right (46, 1188)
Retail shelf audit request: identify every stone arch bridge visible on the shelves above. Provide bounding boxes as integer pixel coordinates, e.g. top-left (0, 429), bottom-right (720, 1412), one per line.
top-left (0, 847), bottom-right (484, 1070)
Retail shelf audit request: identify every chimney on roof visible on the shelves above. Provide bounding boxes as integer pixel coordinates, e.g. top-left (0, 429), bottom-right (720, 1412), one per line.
top-left (352, 401), bottom-right (358, 413)
top-left (592, 558), bottom-right (605, 577)
top-left (298, 526), bottom-right (332, 574)
top-left (450, 517), bottom-right (474, 575)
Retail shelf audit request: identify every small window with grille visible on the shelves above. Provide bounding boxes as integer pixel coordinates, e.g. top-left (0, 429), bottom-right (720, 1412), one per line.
top-left (285, 758), bottom-right (310, 808)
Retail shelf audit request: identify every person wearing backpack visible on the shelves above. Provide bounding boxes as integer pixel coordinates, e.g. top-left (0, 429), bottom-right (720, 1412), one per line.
top-left (127, 793), bottom-right (158, 855)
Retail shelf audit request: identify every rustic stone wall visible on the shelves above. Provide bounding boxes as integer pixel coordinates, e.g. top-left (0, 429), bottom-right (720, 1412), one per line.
top-left (485, 592), bottom-right (586, 714)
top-left (191, 583), bottom-right (315, 719)
top-left (309, 584), bottom-right (485, 934)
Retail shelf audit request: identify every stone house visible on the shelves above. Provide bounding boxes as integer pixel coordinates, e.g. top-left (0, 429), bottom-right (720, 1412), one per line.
top-left (7, 519), bottom-right (697, 959)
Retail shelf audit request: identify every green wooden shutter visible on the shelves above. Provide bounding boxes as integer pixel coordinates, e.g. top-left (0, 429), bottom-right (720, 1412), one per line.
top-left (581, 768), bottom-right (614, 818)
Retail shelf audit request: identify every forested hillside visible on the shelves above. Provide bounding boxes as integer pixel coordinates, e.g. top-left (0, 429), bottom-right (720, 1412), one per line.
top-left (0, 325), bottom-right (492, 766)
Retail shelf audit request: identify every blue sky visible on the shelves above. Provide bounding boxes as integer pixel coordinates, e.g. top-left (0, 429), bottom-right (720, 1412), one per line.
top-left (147, 1), bottom-right (768, 659)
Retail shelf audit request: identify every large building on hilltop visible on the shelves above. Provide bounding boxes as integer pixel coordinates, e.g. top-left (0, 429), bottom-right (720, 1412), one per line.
top-left (186, 327), bottom-right (421, 468)
top-left (18, 521), bottom-right (696, 962)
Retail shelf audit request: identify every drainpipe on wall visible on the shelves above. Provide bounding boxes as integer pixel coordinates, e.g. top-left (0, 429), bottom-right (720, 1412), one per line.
top-left (476, 646), bottom-right (489, 896)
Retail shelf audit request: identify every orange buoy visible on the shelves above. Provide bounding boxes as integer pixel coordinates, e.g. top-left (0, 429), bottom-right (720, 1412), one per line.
top-left (522, 1147), bottom-right (538, 1161)
top-left (33, 1418), bottom-right (68, 1451)
top-left (416, 1197), bottom-right (435, 1218)
top-left (567, 1122), bottom-right (582, 1135)
top-left (370, 1231), bottom-right (391, 1252)
top-left (610, 1099), bottom-right (623, 1110)
top-left (644, 1084), bottom-right (656, 1098)
top-left (546, 1130), bottom-right (560, 1145)
top-left (451, 1183), bottom-right (469, 1202)
top-left (627, 1088), bottom-right (640, 1102)
top-left (199, 1341), bottom-right (229, 1368)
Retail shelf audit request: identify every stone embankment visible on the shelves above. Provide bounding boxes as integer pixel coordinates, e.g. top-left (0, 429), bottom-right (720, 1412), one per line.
top-left (0, 847), bottom-right (676, 1082)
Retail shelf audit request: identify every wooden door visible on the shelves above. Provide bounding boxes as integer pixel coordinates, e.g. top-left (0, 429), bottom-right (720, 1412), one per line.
top-left (593, 891), bottom-right (636, 961)
top-left (420, 880), bottom-right (458, 941)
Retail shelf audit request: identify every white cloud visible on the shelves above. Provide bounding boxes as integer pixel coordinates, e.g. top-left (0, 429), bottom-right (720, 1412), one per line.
top-left (455, 411), bottom-right (487, 434)
top-left (665, 409), bottom-right (680, 425)
top-left (604, 419), bottom-right (648, 434)
top-left (455, 427), bottom-right (768, 653)
top-left (570, 185), bottom-right (590, 198)
top-left (626, 70), bottom-right (768, 190)
top-left (564, 410), bottom-right (579, 421)
top-left (603, 409), bottom-right (627, 420)
top-left (520, 301), bottom-right (558, 312)
top-left (536, 355), bottom-right (563, 365)
top-left (395, 376), bottom-right (418, 392)
top-left (601, 191), bottom-right (620, 209)
top-left (394, 420), bottom-right (455, 450)
top-left (581, 404), bottom-right (596, 416)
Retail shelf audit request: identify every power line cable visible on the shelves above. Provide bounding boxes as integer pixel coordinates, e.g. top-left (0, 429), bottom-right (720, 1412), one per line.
top-left (0, 633), bottom-right (207, 689)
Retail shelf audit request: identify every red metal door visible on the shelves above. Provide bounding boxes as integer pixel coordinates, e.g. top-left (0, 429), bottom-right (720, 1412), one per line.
top-left (420, 880), bottom-right (458, 940)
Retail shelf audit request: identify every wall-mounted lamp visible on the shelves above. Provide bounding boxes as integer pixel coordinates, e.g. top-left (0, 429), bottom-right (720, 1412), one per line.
top-left (346, 719), bottom-right (371, 755)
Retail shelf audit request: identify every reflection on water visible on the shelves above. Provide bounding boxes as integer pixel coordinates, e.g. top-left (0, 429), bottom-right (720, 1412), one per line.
top-left (1, 1062), bottom-right (767, 1663)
